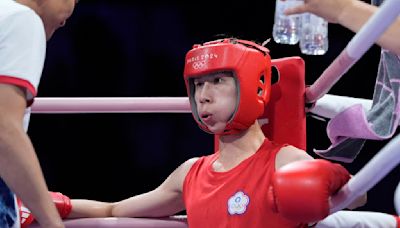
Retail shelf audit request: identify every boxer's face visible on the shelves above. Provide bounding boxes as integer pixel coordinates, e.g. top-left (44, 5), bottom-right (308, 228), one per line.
top-left (194, 72), bottom-right (237, 134)
top-left (38, 0), bottom-right (78, 40)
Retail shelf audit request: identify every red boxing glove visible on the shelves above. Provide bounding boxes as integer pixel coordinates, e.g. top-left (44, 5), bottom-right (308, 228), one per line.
top-left (49, 192), bottom-right (72, 218)
top-left (18, 191), bottom-right (72, 228)
top-left (268, 159), bottom-right (350, 223)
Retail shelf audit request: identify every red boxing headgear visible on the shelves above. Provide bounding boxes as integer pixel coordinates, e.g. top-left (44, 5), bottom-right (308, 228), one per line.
top-left (183, 38), bottom-right (272, 135)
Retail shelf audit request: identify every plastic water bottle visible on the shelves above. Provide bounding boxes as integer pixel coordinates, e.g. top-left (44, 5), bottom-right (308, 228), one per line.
top-left (272, 0), bottom-right (303, 45)
top-left (299, 13), bottom-right (329, 55)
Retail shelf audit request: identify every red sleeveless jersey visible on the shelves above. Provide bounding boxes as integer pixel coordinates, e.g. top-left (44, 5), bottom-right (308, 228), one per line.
top-left (183, 139), bottom-right (306, 228)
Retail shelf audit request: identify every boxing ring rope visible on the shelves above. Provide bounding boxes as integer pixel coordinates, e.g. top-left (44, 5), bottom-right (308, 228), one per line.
top-left (395, 179), bottom-right (400, 214)
top-left (30, 217), bottom-right (188, 228)
top-left (31, 97), bottom-right (191, 113)
top-left (330, 133), bottom-right (400, 213)
top-left (305, 0), bottom-right (400, 103)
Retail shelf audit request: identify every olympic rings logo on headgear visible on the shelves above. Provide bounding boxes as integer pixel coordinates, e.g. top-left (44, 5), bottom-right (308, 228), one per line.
top-left (192, 61), bottom-right (206, 70)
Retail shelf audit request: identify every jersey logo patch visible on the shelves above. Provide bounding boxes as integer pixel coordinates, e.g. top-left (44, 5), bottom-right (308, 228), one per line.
top-left (227, 191), bottom-right (250, 215)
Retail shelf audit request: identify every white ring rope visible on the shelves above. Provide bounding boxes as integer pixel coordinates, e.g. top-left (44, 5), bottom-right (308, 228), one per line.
top-left (395, 181), bottom-right (400, 214)
top-left (31, 97), bottom-right (191, 113)
top-left (306, 0), bottom-right (400, 103)
top-left (330, 133), bottom-right (400, 213)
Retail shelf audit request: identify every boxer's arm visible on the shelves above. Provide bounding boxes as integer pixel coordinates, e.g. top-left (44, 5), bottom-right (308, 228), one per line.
top-left (275, 145), bottom-right (314, 170)
top-left (69, 157), bottom-right (199, 218)
top-left (0, 84), bottom-right (63, 228)
top-left (68, 200), bottom-right (113, 218)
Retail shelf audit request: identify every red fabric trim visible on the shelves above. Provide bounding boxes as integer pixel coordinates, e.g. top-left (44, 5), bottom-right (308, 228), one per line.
top-left (394, 215), bottom-right (400, 228)
top-left (0, 75), bottom-right (36, 107)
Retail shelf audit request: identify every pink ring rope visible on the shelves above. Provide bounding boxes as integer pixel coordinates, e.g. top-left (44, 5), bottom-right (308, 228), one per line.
top-left (30, 216), bottom-right (188, 228)
top-left (31, 97), bottom-right (191, 113)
